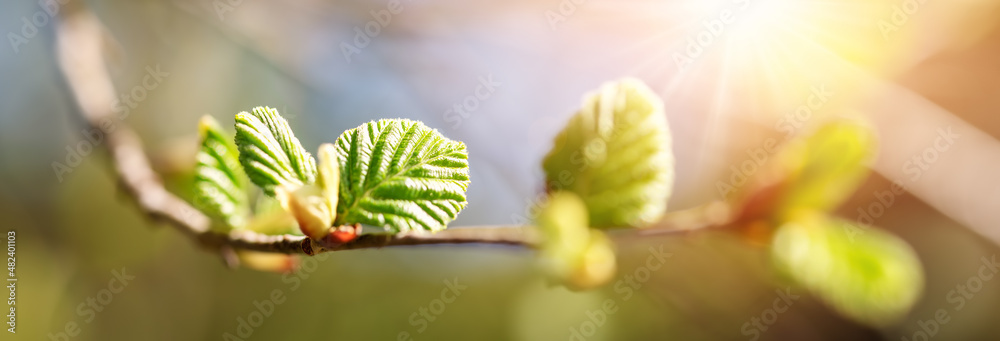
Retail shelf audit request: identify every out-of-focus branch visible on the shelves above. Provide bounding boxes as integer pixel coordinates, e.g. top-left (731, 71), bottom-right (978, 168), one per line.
top-left (55, 9), bottom-right (730, 265)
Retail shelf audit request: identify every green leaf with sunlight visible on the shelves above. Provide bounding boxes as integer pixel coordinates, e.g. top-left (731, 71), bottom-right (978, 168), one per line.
top-left (194, 115), bottom-right (249, 229)
top-left (234, 106), bottom-right (318, 196)
top-left (536, 191), bottom-right (616, 291)
top-left (773, 121), bottom-right (876, 218)
top-left (771, 213), bottom-right (923, 326)
top-left (542, 78), bottom-right (674, 229)
top-left (333, 119), bottom-right (470, 232)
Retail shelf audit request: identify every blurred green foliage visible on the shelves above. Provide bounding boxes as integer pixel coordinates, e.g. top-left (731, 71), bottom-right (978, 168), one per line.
top-left (542, 78), bottom-right (674, 229)
top-left (195, 115), bottom-right (249, 230)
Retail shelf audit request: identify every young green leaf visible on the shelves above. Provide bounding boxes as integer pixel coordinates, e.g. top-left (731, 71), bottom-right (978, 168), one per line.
top-left (771, 214), bottom-right (923, 326)
top-left (734, 120), bottom-right (876, 224)
top-left (775, 121), bottom-right (876, 219)
top-left (543, 78), bottom-right (674, 228)
top-left (536, 191), bottom-right (616, 291)
top-left (333, 119), bottom-right (470, 232)
top-left (234, 107), bottom-right (318, 196)
top-left (194, 115), bottom-right (249, 229)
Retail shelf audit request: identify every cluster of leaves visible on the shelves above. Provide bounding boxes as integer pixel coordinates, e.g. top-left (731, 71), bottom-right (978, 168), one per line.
top-left (193, 107), bottom-right (471, 268)
top-left (534, 79), bottom-right (674, 291)
top-left (533, 79), bottom-right (923, 327)
top-left (732, 122), bottom-right (924, 327)
top-left (190, 79), bottom-right (923, 328)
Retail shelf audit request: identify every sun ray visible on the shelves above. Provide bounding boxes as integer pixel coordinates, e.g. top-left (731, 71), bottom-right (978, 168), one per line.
top-left (695, 29), bottom-right (741, 179)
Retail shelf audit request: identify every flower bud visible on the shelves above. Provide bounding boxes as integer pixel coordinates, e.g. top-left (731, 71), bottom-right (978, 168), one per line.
top-left (565, 231), bottom-right (616, 291)
top-left (276, 184), bottom-right (332, 240)
top-left (537, 191), bottom-right (617, 291)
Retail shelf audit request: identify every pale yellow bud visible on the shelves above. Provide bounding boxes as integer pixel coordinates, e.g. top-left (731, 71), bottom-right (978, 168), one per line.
top-left (537, 191), bottom-right (617, 291)
top-left (566, 232), bottom-right (617, 291)
top-left (317, 143), bottom-right (340, 219)
top-left (276, 184), bottom-right (332, 240)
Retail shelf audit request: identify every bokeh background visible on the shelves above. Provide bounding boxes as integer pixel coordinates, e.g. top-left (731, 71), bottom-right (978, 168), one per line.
top-left (2, 0), bottom-right (1000, 340)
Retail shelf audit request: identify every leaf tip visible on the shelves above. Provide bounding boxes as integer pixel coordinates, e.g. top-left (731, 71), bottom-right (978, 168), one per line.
top-left (198, 115), bottom-right (221, 138)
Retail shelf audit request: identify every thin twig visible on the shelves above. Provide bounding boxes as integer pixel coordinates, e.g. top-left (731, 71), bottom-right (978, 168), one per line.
top-left (55, 9), bottom-right (730, 262)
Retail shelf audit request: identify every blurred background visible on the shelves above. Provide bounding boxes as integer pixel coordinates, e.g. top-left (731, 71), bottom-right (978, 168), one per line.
top-left (2, 0), bottom-right (1000, 339)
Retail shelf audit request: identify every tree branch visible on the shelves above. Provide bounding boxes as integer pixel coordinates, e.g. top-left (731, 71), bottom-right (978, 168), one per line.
top-left (55, 9), bottom-right (730, 263)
